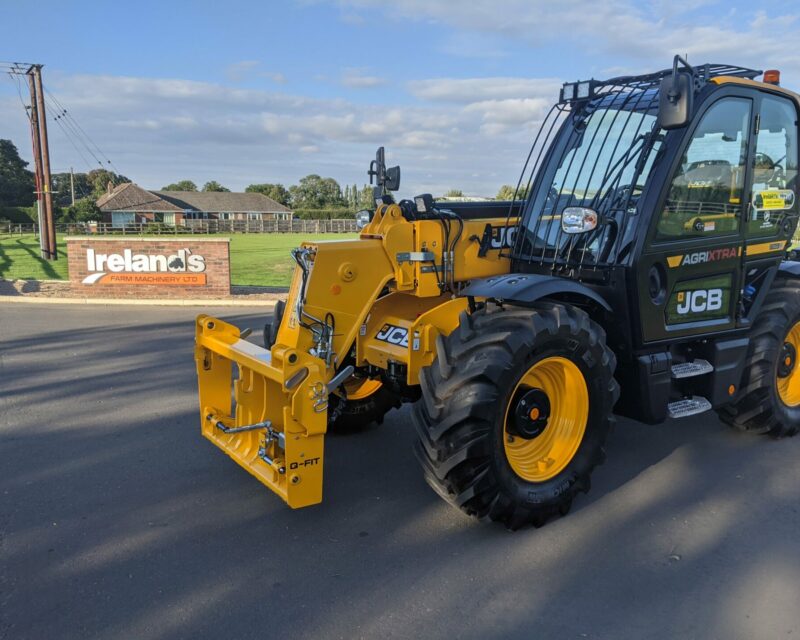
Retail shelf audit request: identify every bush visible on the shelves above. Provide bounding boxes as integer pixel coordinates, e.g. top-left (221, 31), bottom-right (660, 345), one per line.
top-left (293, 208), bottom-right (356, 220)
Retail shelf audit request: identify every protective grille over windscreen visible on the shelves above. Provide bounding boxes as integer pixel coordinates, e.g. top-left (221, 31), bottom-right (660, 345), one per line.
top-left (505, 63), bottom-right (761, 271)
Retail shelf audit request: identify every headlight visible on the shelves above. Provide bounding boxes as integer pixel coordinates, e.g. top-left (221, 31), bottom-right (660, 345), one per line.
top-left (561, 207), bottom-right (598, 234)
top-left (355, 209), bottom-right (372, 230)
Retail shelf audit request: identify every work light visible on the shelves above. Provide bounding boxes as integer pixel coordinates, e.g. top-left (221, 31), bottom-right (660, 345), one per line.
top-left (560, 83), bottom-right (577, 103)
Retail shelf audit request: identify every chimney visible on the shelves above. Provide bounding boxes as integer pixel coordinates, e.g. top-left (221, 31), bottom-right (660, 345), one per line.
top-left (107, 180), bottom-right (114, 195)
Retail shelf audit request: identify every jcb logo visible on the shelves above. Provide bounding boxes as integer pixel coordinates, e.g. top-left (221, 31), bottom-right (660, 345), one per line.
top-left (490, 226), bottom-right (517, 250)
top-left (375, 324), bottom-right (409, 347)
top-left (676, 289), bottom-right (723, 315)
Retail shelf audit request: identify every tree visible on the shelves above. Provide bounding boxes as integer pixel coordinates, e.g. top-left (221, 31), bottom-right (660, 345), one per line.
top-left (0, 139), bottom-right (35, 207)
top-left (87, 168), bottom-right (130, 198)
top-left (289, 175), bottom-right (345, 209)
top-left (162, 180), bottom-right (198, 191)
top-left (444, 189), bottom-right (464, 198)
top-left (496, 184), bottom-right (529, 200)
top-left (245, 183), bottom-right (290, 206)
top-left (67, 197), bottom-right (101, 222)
top-left (51, 172), bottom-right (93, 207)
top-left (202, 181), bottom-right (230, 192)
top-left (358, 184), bottom-right (374, 209)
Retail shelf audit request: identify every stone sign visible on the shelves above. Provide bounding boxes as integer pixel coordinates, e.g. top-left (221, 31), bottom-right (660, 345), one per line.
top-left (66, 236), bottom-right (230, 298)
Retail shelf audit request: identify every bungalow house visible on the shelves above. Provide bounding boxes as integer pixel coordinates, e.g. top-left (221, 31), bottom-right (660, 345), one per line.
top-left (96, 183), bottom-right (292, 227)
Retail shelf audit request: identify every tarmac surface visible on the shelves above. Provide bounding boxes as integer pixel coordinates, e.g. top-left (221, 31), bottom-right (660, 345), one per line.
top-left (1, 302), bottom-right (800, 640)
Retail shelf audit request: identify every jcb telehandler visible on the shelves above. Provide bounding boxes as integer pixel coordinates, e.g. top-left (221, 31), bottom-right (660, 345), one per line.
top-left (195, 57), bottom-right (800, 528)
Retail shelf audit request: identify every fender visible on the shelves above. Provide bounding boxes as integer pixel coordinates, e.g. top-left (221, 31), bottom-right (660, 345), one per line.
top-left (460, 273), bottom-right (612, 312)
top-left (778, 260), bottom-right (800, 278)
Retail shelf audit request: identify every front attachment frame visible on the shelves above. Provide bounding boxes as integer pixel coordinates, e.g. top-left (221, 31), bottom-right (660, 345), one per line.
top-left (195, 314), bottom-right (328, 508)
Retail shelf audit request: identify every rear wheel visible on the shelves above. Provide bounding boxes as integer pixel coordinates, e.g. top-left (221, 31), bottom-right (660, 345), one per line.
top-left (328, 377), bottom-right (400, 434)
top-left (718, 278), bottom-right (800, 437)
top-left (413, 302), bottom-right (618, 529)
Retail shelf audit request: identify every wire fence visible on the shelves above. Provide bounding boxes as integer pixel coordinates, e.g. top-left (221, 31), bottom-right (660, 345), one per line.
top-left (0, 219), bottom-right (360, 236)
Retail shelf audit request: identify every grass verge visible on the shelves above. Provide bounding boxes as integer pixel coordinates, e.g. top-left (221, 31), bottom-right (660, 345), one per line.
top-left (0, 233), bottom-right (357, 287)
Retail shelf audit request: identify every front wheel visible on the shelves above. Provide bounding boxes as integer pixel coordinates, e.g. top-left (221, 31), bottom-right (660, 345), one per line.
top-left (328, 377), bottom-right (400, 434)
top-left (413, 302), bottom-right (619, 529)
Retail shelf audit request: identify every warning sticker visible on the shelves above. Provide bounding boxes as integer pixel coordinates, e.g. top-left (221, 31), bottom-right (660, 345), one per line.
top-left (755, 189), bottom-right (795, 211)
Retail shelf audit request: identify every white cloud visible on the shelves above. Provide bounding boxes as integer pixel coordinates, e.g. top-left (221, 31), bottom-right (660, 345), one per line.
top-left (337, 0), bottom-right (800, 83)
top-left (1, 71), bottom-right (535, 195)
top-left (340, 68), bottom-right (386, 88)
top-left (410, 77), bottom-right (560, 103)
top-left (225, 60), bottom-right (287, 84)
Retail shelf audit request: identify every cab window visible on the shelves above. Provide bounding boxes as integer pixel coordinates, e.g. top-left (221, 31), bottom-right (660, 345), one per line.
top-left (656, 98), bottom-right (751, 240)
top-left (747, 95), bottom-right (798, 237)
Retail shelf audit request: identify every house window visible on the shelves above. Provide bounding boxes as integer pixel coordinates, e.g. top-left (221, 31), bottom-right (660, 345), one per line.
top-left (111, 211), bottom-right (134, 228)
top-left (247, 212), bottom-right (262, 220)
top-left (219, 212), bottom-right (232, 220)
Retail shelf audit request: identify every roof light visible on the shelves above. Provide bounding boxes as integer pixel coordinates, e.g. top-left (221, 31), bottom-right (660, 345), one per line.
top-left (560, 83), bottom-right (577, 103)
top-left (576, 81), bottom-right (592, 99)
top-left (764, 69), bottom-right (781, 86)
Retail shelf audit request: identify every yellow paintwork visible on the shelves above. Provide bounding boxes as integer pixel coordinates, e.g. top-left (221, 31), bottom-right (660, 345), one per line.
top-left (195, 315), bottom-right (328, 508)
top-left (503, 356), bottom-right (589, 482)
top-left (778, 321), bottom-right (800, 407)
top-left (195, 206), bottom-right (513, 507)
top-left (711, 76), bottom-right (800, 107)
top-left (746, 240), bottom-right (789, 256)
top-left (344, 378), bottom-right (383, 401)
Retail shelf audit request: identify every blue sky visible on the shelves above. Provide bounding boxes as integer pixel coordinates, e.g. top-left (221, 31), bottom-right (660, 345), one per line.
top-left (2, 0), bottom-right (800, 196)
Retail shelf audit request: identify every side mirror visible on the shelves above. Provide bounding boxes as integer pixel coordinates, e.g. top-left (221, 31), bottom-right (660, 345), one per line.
top-left (384, 165), bottom-right (401, 192)
top-left (658, 71), bottom-right (693, 130)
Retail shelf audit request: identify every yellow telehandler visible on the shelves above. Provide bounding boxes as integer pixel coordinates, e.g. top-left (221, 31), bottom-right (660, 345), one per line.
top-left (195, 58), bottom-right (800, 528)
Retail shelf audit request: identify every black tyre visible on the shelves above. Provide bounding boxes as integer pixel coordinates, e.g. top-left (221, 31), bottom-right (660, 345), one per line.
top-left (413, 302), bottom-right (619, 529)
top-left (263, 299), bottom-right (286, 350)
top-left (328, 377), bottom-right (400, 434)
top-left (718, 278), bottom-right (800, 437)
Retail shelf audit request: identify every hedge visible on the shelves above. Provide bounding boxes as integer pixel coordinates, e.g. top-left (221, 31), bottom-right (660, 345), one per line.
top-left (0, 206), bottom-right (37, 223)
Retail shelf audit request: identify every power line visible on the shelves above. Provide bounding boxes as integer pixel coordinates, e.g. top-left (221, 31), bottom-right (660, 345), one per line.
top-left (44, 85), bottom-right (124, 178)
top-left (45, 94), bottom-right (106, 170)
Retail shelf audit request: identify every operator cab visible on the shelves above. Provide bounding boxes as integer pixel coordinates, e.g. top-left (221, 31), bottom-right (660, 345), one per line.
top-left (505, 57), bottom-right (799, 345)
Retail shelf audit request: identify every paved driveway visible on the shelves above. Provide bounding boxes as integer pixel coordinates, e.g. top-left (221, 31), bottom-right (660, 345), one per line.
top-left (1, 303), bottom-right (799, 639)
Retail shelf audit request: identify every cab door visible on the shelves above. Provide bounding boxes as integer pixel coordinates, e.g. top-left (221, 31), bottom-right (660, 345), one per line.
top-left (740, 92), bottom-right (799, 306)
top-left (636, 95), bottom-right (754, 344)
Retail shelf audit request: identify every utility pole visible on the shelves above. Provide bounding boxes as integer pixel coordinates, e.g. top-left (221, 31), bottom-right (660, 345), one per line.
top-left (31, 65), bottom-right (57, 261)
top-left (70, 167), bottom-right (75, 206)
top-left (27, 72), bottom-right (49, 259)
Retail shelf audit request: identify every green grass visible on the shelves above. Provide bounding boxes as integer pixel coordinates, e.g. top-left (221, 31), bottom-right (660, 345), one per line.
top-left (0, 233), bottom-right (357, 287)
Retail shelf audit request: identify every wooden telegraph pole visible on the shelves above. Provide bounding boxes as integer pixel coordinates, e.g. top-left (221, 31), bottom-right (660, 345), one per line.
top-left (26, 71), bottom-right (49, 259)
top-left (31, 65), bottom-right (57, 260)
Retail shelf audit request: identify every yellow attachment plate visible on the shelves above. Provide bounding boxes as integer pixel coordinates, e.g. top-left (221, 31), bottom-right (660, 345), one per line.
top-left (195, 314), bottom-right (328, 508)
top-left (503, 356), bottom-right (589, 482)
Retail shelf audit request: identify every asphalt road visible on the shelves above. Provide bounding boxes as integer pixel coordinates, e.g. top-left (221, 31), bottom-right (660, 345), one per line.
top-left (1, 302), bottom-right (800, 640)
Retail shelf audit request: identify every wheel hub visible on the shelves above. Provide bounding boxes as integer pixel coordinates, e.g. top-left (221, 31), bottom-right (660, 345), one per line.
top-left (778, 342), bottom-right (796, 378)
top-left (508, 388), bottom-right (551, 440)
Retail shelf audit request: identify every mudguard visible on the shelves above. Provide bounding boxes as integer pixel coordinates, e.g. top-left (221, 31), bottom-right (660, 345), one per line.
top-left (460, 273), bottom-right (612, 311)
top-left (778, 260), bottom-right (800, 278)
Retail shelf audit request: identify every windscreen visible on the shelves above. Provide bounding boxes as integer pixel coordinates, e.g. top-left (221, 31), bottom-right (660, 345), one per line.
top-left (514, 89), bottom-right (663, 267)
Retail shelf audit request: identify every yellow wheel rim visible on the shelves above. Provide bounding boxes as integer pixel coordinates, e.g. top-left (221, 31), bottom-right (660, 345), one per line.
top-left (503, 356), bottom-right (589, 482)
top-left (344, 377), bottom-right (383, 401)
top-left (777, 321), bottom-right (800, 407)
